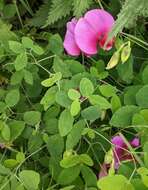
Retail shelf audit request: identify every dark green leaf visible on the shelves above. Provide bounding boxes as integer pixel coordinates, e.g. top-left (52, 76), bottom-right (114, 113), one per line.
top-left (19, 170), bottom-right (40, 190)
top-left (80, 78), bottom-right (94, 97)
top-left (110, 105), bottom-right (140, 128)
top-left (58, 165), bottom-right (81, 185)
top-left (58, 109), bottom-right (74, 136)
top-left (23, 111), bottom-right (41, 126)
top-left (81, 106), bottom-right (101, 121)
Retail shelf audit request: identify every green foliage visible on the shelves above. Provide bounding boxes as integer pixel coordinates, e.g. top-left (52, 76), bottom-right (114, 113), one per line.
top-left (109, 0), bottom-right (148, 39)
top-left (30, 0), bottom-right (94, 27)
top-left (19, 170), bottom-right (40, 190)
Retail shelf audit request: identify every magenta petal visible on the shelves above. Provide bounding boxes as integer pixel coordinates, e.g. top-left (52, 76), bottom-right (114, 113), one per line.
top-left (75, 18), bottom-right (98, 55)
top-left (63, 19), bottom-right (80, 56)
top-left (84, 9), bottom-right (115, 35)
top-left (111, 135), bottom-right (125, 164)
top-left (112, 136), bottom-right (125, 150)
top-left (130, 138), bottom-right (140, 147)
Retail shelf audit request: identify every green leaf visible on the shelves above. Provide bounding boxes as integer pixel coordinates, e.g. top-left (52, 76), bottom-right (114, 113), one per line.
top-left (81, 106), bottom-right (101, 121)
top-left (132, 113), bottom-right (146, 125)
top-left (111, 95), bottom-right (121, 113)
top-left (79, 154), bottom-right (93, 166)
top-left (66, 120), bottom-right (85, 150)
top-left (40, 86), bottom-right (57, 110)
top-left (132, 179), bottom-right (148, 190)
top-left (28, 133), bottom-right (43, 153)
top-left (49, 34), bottom-right (63, 55)
top-left (110, 105), bottom-right (140, 128)
top-left (106, 52), bottom-right (120, 70)
top-left (3, 4), bottom-right (16, 19)
top-left (99, 84), bottom-right (117, 98)
top-left (44, 118), bottom-right (58, 134)
top-left (136, 85), bottom-right (148, 108)
top-left (56, 91), bottom-right (72, 108)
top-left (66, 60), bottom-right (85, 75)
top-left (124, 85), bottom-right (142, 105)
top-left (60, 154), bottom-right (80, 168)
top-left (46, 134), bottom-right (64, 157)
top-left (45, 0), bottom-right (71, 26)
top-left (89, 95), bottom-right (111, 110)
top-left (139, 109), bottom-right (148, 123)
top-left (59, 109), bottom-right (74, 136)
top-left (73, 0), bottom-right (92, 17)
top-left (58, 165), bottom-right (81, 185)
top-left (53, 56), bottom-right (72, 78)
top-left (14, 53), bottom-right (28, 71)
top-left (81, 165), bottom-right (97, 187)
top-left (10, 71), bottom-right (24, 85)
top-left (142, 65), bottom-right (148, 84)
top-left (80, 78), bottom-right (94, 97)
top-left (137, 167), bottom-right (148, 187)
top-left (16, 152), bottom-right (25, 163)
top-left (68, 89), bottom-right (81, 100)
top-left (19, 170), bottom-right (40, 190)
top-left (9, 41), bottom-right (24, 54)
top-left (41, 72), bottom-right (62, 87)
top-left (70, 100), bottom-right (81, 116)
top-left (22, 37), bottom-right (34, 49)
top-left (1, 123), bottom-right (10, 141)
top-left (49, 156), bottom-right (62, 181)
top-left (32, 45), bottom-right (44, 55)
top-left (117, 56), bottom-right (133, 84)
top-left (5, 89), bottom-right (20, 107)
top-left (24, 70), bottom-right (33, 85)
top-left (97, 175), bottom-right (134, 190)
top-left (0, 20), bottom-right (16, 45)
top-left (24, 111), bottom-right (41, 126)
top-left (0, 101), bottom-right (6, 113)
top-left (0, 164), bottom-right (11, 175)
top-left (9, 120), bottom-right (25, 141)
top-left (4, 159), bottom-right (18, 168)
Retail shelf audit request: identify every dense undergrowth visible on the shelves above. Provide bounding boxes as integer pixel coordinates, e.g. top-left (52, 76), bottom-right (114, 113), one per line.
top-left (0, 0), bottom-right (148, 189)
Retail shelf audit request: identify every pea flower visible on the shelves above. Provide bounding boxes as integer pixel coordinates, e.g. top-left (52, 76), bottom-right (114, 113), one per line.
top-left (63, 9), bottom-right (115, 56)
top-left (99, 135), bottom-right (140, 178)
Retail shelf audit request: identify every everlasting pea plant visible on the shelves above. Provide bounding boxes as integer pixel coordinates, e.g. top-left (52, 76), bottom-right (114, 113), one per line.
top-left (64, 9), bottom-right (115, 56)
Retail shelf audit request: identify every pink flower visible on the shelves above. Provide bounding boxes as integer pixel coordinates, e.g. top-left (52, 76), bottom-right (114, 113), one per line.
top-left (112, 135), bottom-right (140, 169)
top-left (99, 135), bottom-right (140, 178)
top-left (63, 9), bottom-right (115, 56)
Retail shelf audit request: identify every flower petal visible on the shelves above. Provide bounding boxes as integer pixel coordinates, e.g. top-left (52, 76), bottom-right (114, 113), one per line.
top-left (63, 19), bottom-right (80, 56)
top-left (74, 9), bottom-right (115, 55)
top-left (111, 135), bottom-right (125, 167)
top-left (75, 17), bottom-right (98, 55)
top-left (130, 138), bottom-right (140, 147)
top-left (84, 9), bottom-right (115, 36)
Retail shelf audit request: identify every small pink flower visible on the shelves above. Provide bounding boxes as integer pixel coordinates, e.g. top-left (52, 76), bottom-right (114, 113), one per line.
top-left (112, 135), bottom-right (140, 169)
top-left (63, 9), bottom-right (115, 56)
top-left (99, 135), bottom-right (140, 178)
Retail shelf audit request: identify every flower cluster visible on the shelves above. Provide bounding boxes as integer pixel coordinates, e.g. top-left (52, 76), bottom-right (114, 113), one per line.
top-left (99, 135), bottom-right (140, 178)
top-left (63, 9), bottom-right (115, 56)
